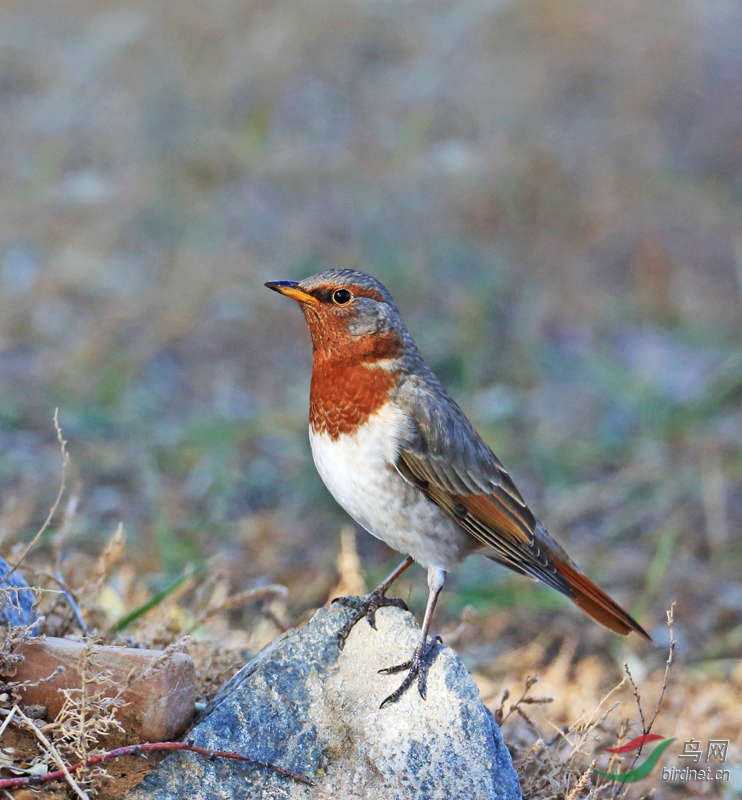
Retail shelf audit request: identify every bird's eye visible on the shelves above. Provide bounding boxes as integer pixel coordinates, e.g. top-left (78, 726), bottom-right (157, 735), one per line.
top-left (332, 289), bottom-right (352, 306)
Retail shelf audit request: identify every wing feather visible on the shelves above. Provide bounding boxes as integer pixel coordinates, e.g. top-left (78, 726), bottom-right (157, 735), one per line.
top-left (391, 371), bottom-right (651, 639)
top-left (392, 375), bottom-right (575, 597)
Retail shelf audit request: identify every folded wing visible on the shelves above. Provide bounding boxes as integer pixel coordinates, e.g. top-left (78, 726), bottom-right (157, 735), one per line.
top-left (393, 372), bottom-right (651, 640)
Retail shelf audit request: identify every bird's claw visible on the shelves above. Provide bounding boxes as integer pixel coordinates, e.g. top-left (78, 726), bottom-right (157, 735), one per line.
top-left (378, 635), bottom-right (442, 707)
top-left (333, 590), bottom-right (408, 649)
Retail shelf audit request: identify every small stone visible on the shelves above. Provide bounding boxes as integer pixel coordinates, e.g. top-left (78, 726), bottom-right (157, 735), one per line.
top-left (21, 704), bottom-right (46, 720)
top-left (0, 557), bottom-right (41, 635)
top-left (5, 637), bottom-right (195, 744)
top-left (127, 603), bottom-right (521, 799)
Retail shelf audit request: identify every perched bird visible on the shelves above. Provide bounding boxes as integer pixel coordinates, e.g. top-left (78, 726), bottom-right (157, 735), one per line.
top-left (266, 270), bottom-right (651, 707)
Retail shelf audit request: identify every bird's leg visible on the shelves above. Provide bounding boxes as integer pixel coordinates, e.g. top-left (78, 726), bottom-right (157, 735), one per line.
top-left (378, 566), bottom-right (446, 708)
top-left (334, 556), bottom-right (414, 649)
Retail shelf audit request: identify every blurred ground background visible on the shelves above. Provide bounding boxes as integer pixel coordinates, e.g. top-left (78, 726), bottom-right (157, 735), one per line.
top-left (0, 0), bottom-right (741, 796)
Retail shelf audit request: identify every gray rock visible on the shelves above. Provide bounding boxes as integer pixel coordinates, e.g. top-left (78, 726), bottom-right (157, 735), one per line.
top-left (0, 557), bottom-right (41, 635)
top-left (128, 602), bottom-right (521, 800)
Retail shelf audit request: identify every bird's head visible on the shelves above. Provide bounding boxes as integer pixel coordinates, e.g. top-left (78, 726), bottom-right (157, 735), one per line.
top-left (265, 269), bottom-right (407, 365)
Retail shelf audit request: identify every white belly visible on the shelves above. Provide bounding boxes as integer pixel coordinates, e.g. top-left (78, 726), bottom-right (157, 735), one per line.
top-left (309, 403), bottom-right (471, 570)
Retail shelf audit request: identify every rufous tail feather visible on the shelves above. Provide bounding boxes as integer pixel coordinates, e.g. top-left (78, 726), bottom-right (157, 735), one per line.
top-left (552, 558), bottom-right (652, 641)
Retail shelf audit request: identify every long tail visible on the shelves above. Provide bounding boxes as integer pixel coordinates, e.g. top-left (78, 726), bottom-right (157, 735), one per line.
top-left (551, 557), bottom-right (653, 641)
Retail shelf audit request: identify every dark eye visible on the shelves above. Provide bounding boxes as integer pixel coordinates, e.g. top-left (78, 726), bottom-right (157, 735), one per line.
top-left (332, 289), bottom-right (352, 306)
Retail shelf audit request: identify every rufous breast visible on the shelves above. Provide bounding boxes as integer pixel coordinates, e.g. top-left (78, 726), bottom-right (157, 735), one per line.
top-left (308, 327), bottom-right (403, 440)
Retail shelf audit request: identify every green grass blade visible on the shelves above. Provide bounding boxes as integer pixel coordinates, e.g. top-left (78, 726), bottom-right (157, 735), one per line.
top-left (109, 562), bottom-right (207, 634)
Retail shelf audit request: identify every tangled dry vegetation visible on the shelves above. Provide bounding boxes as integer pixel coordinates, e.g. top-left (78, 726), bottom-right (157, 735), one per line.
top-left (0, 420), bottom-right (292, 797)
top-left (475, 607), bottom-right (741, 799)
top-left (489, 617), bottom-right (676, 800)
top-left (0, 533), bottom-right (292, 798)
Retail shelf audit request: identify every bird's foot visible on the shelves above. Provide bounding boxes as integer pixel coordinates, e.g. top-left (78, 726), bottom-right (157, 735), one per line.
top-left (333, 590), bottom-right (408, 650)
top-left (378, 635), bottom-right (442, 708)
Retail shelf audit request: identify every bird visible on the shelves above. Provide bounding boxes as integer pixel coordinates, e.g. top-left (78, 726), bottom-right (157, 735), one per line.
top-left (265, 269), bottom-right (651, 707)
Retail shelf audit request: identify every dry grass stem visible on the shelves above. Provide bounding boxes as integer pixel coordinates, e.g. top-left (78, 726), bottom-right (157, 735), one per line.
top-left (0, 705), bottom-right (16, 739)
top-left (327, 526), bottom-right (366, 601)
top-left (567, 760), bottom-right (597, 800)
top-left (189, 584), bottom-right (288, 631)
top-left (3, 411), bottom-right (69, 585)
top-left (647, 603), bottom-right (676, 730)
top-left (14, 703), bottom-right (89, 800)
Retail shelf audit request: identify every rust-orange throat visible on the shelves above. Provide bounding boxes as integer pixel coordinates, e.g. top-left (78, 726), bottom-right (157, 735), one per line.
top-left (265, 279), bottom-right (404, 438)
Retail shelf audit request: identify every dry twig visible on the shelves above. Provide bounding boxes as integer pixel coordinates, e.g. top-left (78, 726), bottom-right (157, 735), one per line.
top-left (3, 411), bottom-right (69, 584)
top-left (610, 603), bottom-right (676, 800)
top-left (0, 740), bottom-right (313, 790)
top-left (14, 703), bottom-right (89, 800)
top-left (498, 674), bottom-right (553, 728)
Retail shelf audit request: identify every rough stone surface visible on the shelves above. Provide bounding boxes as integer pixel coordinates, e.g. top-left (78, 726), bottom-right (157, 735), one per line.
top-left (128, 602), bottom-right (521, 800)
top-left (0, 558), bottom-right (41, 634)
top-left (7, 637), bottom-right (196, 743)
